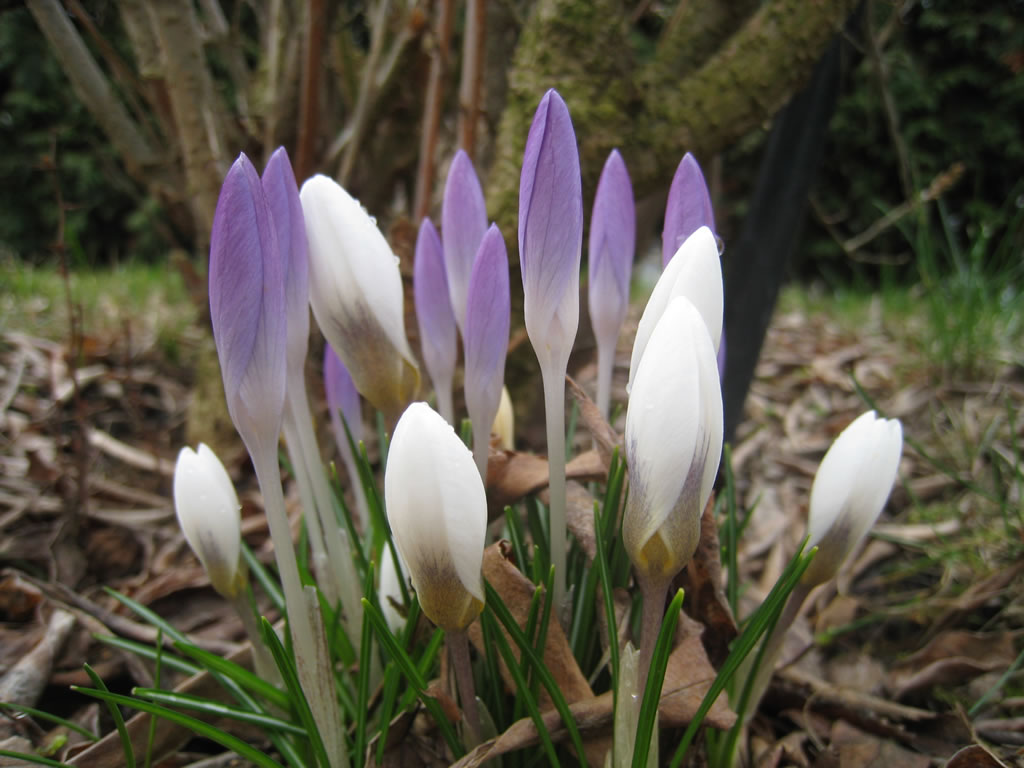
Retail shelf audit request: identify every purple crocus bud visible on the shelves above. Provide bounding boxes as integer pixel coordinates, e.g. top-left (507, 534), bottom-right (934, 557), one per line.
top-left (442, 150), bottom-right (488, 337)
top-left (324, 342), bottom-right (363, 450)
top-left (662, 153), bottom-right (716, 268)
top-left (464, 224), bottom-right (510, 478)
top-left (209, 154), bottom-right (287, 455)
top-left (519, 89), bottom-right (583, 375)
top-left (414, 218), bottom-right (457, 424)
top-left (588, 149), bottom-right (635, 417)
top-left (261, 147), bottom-right (309, 372)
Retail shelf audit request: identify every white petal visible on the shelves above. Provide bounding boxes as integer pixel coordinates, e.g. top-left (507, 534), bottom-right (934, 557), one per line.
top-left (627, 227), bottom-right (721, 393)
top-left (807, 412), bottom-right (877, 547)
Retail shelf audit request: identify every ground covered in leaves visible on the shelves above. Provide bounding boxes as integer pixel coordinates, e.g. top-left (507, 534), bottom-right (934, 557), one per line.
top-left (0, 283), bottom-right (1021, 767)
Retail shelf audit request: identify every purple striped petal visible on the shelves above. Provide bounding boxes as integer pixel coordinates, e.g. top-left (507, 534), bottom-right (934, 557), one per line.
top-left (662, 153), bottom-right (716, 267)
top-left (414, 218), bottom-right (457, 401)
top-left (324, 342), bottom-right (363, 447)
top-left (588, 149), bottom-right (635, 348)
top-left (442, 150), bottom-right (488, 336)
top-left (519, 89), bottom-right (582, 373)
top-left (464, 224), bottom-right (510, 442)
top-left (262, 147), bottom-right (309, 370)
top-left (209, 154), bottom-right (287, 452)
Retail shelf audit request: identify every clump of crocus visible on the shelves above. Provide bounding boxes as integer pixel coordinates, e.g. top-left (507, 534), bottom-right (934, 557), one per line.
top-left (628, 226), bottom-right (722, 394)
top-left (588, 149), bottom-right (635, 420)
top-left (210, 154), bottom-right (347, 768)
top-left (414, 217), bottom-right (458, 425)
top-left (464, 224), bottom-right (511, 480)
top-left (385, 402), bottom-right (487, 743)
top-left (442, 150), bottom-right (489, 338)
top-left (741, 410), bottom-right (903, 722)
top-left (623, 296), bottom-right (723, 687)
top-left (519, 88), bottom-right (583, 608)
top-left (300, 175), bottom-right (419, 422)
top-left (662, 152), bottom-right (716, 268)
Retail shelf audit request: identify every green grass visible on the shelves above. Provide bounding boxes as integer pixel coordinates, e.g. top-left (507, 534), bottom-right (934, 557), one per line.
top-left (0, 257), bottom-right (196, 362)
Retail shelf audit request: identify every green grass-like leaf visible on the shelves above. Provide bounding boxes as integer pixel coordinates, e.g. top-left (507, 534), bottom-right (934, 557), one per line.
top-left (632, 589), bottom-right (685, 768)
top-left (0, 749), bottom-right (73, 767)
top-left (0, 702), bottom-right (98, 742)
top-left (131, 689), bottom-right (306, 735)
top-left (82, 663), bottom-right (134, 768)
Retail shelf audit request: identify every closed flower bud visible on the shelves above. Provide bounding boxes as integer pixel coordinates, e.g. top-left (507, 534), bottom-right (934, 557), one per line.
top-left (384, 403), bottom-right (487, 631)
top-left (300, 175), bottom-right (419, 420)
top-left (414, 217), bottom-right (457, 424)
top-left (623, 297), bottom-right (723, 586)
top-left (492, 386), bottom-right (515, 451)
top-left (662, 153), bottom-right (716, 268)
top-left (174, 444), bottom-right (245, 598)
top-left (442, 150), bottom-right (488, 337)
top-left (627, 226), bottom-right (722, 395)
top-left (802, 411), bottom-right (903, 586)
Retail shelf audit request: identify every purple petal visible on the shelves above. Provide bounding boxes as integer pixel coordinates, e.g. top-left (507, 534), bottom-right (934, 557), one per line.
top-left (414, 218), bottom-right (457, 396)
top-left (324, 342), bottom-right (363, 447)
top-left (518, 89), bottom-right (583, 365)
top-left (262, 147), bottom-right (309, 370)
top-left (209, 154), bottom-right (287, 449)
top-left (464, 224), bottom-right (510, 436)
top-left (662, 153), bottom-right (716, 267)
top-left (588, 149), bottom-right (635, 345)
top-left (442, 150), bottom-right (488, 335)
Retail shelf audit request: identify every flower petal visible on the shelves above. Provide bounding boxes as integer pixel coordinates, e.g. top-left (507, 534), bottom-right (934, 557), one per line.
top-left (414, 217), bottom-right (457, 407)
top-left (324, 342), bottom-right (363, 449)
top-left (588, 149), bottom-right (635, 350)
top-left (464, 224), bottom-right (511, 453)
top-left (442, 151), bottom-right (488, 336)
top-left (662, 153), bottom-right (715, 268)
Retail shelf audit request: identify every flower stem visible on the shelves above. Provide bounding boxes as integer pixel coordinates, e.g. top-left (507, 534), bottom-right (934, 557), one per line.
top-left (540, 365), bottom-right (568, 609)
top-left (447, 630), bottom-right (480, 747)
top-left (596, 337), bottom-right (614, 421)
top-left (637, 575), bottom-right (668, 696)
top-left (229, 590), bottom-right (279, 685)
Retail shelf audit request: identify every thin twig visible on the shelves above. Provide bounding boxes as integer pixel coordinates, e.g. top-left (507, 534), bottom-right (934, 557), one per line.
top-left (413, 0), bottom-right (455, 220)
top-left (296, 0), bottom-right (326, 180)
top-left (457, 0), bottom-right (486, 160)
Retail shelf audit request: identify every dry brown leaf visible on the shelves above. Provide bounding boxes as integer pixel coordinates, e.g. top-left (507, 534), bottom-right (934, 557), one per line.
top-left (485, 449), bottom-right (605, 519)
top-left (829, 720), bottom-right (931, 768)
top-left (944, 744), bottom-right (1010, 768)
top-left (565, 375), bottom-right (620, 469)
top-left (660, 611), bottom-right (736, 730)
top-left (890, 630), bottom-right (1018, 699)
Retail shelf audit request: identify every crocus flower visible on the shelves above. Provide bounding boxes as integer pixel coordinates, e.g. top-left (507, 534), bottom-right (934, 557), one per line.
top-left (627, 226), bottom-right (722, 394)
top-left (384, 402), bottom-right (486, 632)
top-left (662, 153), bottom-right (715, 268)
top-left (623, 296), bottom-right (723, 588)
top-left (464, 224), bottom-right (510, 479)
top-left (261, 148), bottom-right (309, 374)
top-left (300, 175), bottom-right (419, 420)
top-left (588, 149), bottom-right (635, 419)
top-left (174, 444), bottom-right (244, 599)
top-left (519, 88), bottom-right (583, 607)
top-left (520, 89), bottom-right (583, 377)
top-left (442, 150), bottom-right (488, 337)
top-left (209, 154), bottom-right (287, 457)
top-left (414, 217), bottom-right (457, 424)
top-left (802, 411), bottom-right (903, 586)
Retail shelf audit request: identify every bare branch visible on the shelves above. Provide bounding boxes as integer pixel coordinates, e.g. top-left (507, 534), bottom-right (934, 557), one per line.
top-left (457, 0), bottom-right (487, 159)
top-left (413, 0), bottom-right (455, 221)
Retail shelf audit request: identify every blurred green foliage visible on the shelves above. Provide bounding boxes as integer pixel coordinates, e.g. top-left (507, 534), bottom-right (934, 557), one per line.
top-left (0, 6), bottom-right (163, 264)
top-left (810, 0), bottom-right (1024, 280)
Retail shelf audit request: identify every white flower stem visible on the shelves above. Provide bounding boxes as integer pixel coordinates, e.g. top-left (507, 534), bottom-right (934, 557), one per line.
top-left (229, 590), bottom-right (279, 685)
top-left (540, 365), bottom-right (568, 609)
top-left (595, 337), bottom-right (614, 421)
top-left (447, 629), bottom-right (480, 747)
top-left (636, 575), bottom-right (668, 697)
top-left (250, 447), bottom-right (348, 768)
top-left (286, 377), bottom-right (363, 637)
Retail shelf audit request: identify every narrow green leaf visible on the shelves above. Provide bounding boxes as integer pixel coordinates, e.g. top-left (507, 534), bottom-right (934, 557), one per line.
top-left (0, 702), bottom-right (98, 742)
top-left (632, 589), bottom-right (685, 768)
top-left (505, 505), bottom-right (529, 576)
top-left (241, 543), bottom-right (285, 614)
top-left (0, 749), bottom-right (72, 767)
top-left (173, 643), bottom-right (291, 710)
top-left (71, 688), bottom-right (285, 768)
top-left (132, 689), bottom-right (305, 735)
top-left (593, 502), bottom-right (620, 691)
top-left (82, 663), bottom-right (134, 768)
top-left (94, 635), bottom-right (199, 676)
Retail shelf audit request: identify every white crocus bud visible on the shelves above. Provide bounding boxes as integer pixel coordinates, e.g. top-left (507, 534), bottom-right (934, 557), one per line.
top-left (300, 175), bottom-right (420, 420)
top-left (384, 403), bottom-right (487, 631)
top-left (173, 444), bottom-right (245, 599)
top-left (491, 386), bottom-right (515, 451)
top-left (627, 226), bottom-right (722, 394)
top-left (623, 297), bottom-right (723, 587)
top-left (802, 411), bottom-right (903, 586)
